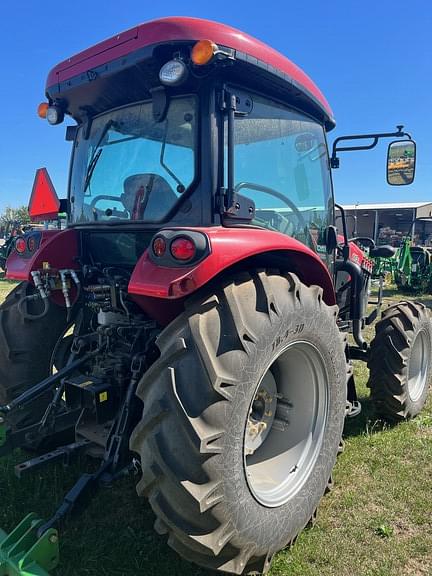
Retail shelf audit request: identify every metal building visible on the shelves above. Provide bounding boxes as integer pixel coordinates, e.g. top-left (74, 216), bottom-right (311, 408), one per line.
top-left (339, 202), bottom-right (432, 247)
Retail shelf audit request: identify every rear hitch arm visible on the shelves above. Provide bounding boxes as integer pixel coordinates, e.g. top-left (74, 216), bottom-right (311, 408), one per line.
top-left (0, 352), bottom-right (96, 456)
top-left (0, 409), bottom-right (81, 458)
top-left (0, 352), bottom-right (95, 416)
top-left (34, 355), bottom-right (146, 537)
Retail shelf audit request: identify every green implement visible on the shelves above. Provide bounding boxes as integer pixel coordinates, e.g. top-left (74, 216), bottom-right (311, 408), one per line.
top-left (0, 515), bottom-right (59, 576)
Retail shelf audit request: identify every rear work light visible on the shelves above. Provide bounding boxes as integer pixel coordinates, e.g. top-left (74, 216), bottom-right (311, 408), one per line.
top-left (170, 237), bottom-right (196, 261)
top-left (152, 236), bottom-right (167, 257)
top-left (159, 59), bottom-right (188, 86)
top-left (15, 237), bottom-right (26, 254)
top-left (46, 105), bottom-right (64, 126)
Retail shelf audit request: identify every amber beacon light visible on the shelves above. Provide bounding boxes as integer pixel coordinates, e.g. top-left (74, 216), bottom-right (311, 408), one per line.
top-left (191, 40), bottom-right (218, 65)
top-left (37, 102), bottom-right (49, 119)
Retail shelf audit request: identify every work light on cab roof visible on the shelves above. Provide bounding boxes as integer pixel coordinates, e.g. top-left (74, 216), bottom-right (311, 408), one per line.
top-left (37, 101), bottom-right (64, 125)
top-left (151, 39), bottom-right (228, 86)
top-left (159, 58), bottom-right (188, 86)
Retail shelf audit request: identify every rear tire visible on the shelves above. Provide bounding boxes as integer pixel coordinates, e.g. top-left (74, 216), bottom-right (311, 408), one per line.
top-left (368, 301), bottom-right (432, 421)
top-left (0, 282), bottom-right (67, 428)
top-left (130, 271), bottom-right (347, 574)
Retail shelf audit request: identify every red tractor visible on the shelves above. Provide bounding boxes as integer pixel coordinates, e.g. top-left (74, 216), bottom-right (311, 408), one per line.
top-left (0, 17), bottom-right (430, 575)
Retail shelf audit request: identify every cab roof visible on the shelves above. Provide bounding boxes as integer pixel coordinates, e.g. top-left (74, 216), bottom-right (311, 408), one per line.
top-left (46, 17), bottom-right (335, 129)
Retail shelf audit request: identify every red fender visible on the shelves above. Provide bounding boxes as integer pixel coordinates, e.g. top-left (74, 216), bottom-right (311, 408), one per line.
top-left (129, 227), bottom-right (336, 325)
top-left (6, 229), bottom-right (79, 281)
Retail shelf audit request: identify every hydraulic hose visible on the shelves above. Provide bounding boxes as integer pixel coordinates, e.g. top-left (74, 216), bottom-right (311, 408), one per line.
top-left (17, 293), bottom-right (50, 321)
top-left (17, 271), bottom-right (51, 320)
top-left (60, 269), bottom-right (82, 322)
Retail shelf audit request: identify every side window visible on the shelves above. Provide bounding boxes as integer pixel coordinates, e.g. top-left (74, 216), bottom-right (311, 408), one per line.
top-left (231, 94), bottom-right (332, 253)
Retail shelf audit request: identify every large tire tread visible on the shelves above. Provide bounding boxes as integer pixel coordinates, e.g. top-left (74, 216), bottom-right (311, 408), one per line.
top-left (367, 300), bottom-right (432, 421)
top-left (131, 270), bottom-right (346, 574)
top-left (0, 282), bottom-right (67, 426)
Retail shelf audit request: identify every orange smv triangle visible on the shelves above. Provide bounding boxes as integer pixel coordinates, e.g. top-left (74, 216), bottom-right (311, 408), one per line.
top-left (28, 168), bottom-right (60, 222)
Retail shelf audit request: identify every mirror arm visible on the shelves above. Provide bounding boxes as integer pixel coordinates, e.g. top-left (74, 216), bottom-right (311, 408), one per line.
top-left (331, 125), bottom-right (412, 168)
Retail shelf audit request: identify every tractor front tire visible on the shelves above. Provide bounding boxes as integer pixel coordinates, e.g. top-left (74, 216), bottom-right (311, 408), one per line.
top-left (368, 301), bottom-right (432, 421)
top-left (0, 282), bottom-right (67, 429)
top-left (130, 271), bottom-right (347, 574)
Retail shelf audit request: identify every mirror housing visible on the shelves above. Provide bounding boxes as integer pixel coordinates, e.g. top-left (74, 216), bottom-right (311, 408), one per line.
top-left (387, 140), bottom-right (416, 186)
top-left (28, 168), bottom-right (61, 222)
top-left (323, 225), bottom-right (338, 254)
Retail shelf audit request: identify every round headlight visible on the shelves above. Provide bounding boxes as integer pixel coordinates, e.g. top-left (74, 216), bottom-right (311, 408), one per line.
top-left (159, 59), bottom-right (188, 87)
top-left (46, 105), bottom-right (64, 125)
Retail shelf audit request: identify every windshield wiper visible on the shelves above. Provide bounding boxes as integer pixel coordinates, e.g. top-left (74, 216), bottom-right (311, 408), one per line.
top-left (83, 119), bottom-right (115, 193)
top-left (159, 120), bottom-right (185, 193)
top-left (84, 149), bottom-right (103, 193)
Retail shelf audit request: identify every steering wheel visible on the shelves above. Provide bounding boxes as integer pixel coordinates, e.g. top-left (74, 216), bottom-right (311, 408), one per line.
top-left (90, 195), bottom-right (123, 208)
top-left (234, 182), bottom-right (314, 245)
top-left (89, 195), bottom-right (129, 219)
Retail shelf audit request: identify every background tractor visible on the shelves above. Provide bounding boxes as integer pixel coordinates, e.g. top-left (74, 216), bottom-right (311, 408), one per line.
top-left (0, 17), bottom-right (430, 576)
top-left (0, 221), bottom-right (25, 272)
top-left (393, 236), bottom-right (432, 293)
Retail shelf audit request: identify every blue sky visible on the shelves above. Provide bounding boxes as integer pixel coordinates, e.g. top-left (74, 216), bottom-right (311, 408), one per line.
top-left (0, 0), bottom-right (430, 212)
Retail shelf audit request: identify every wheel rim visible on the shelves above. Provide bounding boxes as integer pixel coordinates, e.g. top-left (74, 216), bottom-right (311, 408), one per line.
top-left (408, 330), bottom-right (430, 402)
top-left (244, 341), bottom-right (329, 508)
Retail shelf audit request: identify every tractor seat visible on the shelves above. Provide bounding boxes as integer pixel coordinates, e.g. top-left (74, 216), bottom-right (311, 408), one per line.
top-left (369, 245), bottom-right (396, 259)
top-left (121, 173), bottom-right (177, 220)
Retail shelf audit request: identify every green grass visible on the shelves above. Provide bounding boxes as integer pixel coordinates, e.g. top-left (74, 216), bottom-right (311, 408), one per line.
top-left (0, 276), bottom-right (16, 301)
top-left (0, 278), bottom-right (431, 575)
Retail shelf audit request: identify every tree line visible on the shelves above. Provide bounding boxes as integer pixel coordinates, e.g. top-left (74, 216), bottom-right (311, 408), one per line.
top-left (0, 206), bottom-right (30, 238)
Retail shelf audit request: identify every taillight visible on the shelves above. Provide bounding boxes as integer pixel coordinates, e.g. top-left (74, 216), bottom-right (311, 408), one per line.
top-left (15, 237), bottom-right (26, 254)
top-left (152, 236), bottom-right (166, 257)
top-left (170, 237), bottom-right (196, 261)
top-left (27, 236), bottom-right (36, 252)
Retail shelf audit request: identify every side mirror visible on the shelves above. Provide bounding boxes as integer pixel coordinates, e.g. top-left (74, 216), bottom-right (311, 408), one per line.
top-left (322, 225), bottom-right (338, 254)
top-left (387, 140), bottom-right (416, 186)
top-left (28, 168), bottom-right (61, 222)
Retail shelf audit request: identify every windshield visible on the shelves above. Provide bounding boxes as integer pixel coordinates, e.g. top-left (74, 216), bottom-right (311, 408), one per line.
top-left (229, 92), bottom-right (332, 252)
top-left (69, 96), bottom-right (197, 223)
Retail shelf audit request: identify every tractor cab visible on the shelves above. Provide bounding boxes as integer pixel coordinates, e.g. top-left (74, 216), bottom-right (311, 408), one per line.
top-left (29, 18), bottom-right (337, 269)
